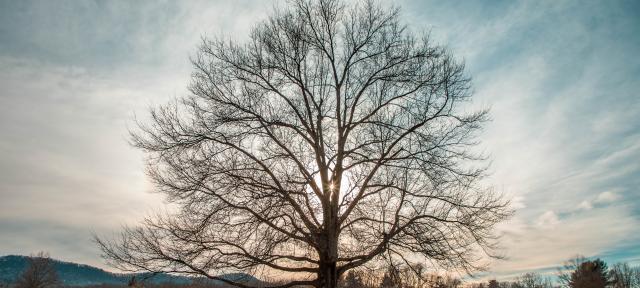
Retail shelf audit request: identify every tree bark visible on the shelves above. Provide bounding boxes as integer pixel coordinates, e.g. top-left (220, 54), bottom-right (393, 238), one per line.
top-left (319, 206), bottom-right (339, 288)
top-left (318, 260), bottom-right (338, 288)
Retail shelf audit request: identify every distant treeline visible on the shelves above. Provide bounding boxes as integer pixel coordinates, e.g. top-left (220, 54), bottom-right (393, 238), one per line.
top-left (2, 253), bottom-right (638, 288)
top-left (328, 256), bottom-right (640, 288)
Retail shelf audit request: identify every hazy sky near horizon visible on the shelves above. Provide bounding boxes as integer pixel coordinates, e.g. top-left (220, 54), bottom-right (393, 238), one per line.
top-left (1, 0), bottom-right (639, 281)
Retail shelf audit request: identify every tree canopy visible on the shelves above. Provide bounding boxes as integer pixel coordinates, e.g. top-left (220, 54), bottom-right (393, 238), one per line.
top-left (97, 0), bottom-right (511, 287)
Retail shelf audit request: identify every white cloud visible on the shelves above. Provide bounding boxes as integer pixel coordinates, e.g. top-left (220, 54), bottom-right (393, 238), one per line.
top-left (572, 191), bottom-right (620, 214)
top-left (577, 200), bottom-right (592, 211)
top-left (595, 191), bottom-right (620, 204)
top-left (536, 211), bottom-right (560, 228)
top-left (487, 201), bottom-right (640, 280)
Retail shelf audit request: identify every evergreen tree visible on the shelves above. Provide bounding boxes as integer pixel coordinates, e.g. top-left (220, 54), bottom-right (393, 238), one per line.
top-left (567, 259), bottom-right (612, 288)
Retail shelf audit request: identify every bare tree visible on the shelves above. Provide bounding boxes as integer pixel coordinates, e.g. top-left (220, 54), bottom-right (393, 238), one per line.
top-left (15, 252), bottom-right (59, 288)
top-left (558, 256), bottom-right (587, 287)
top-left (97, 0), bottom-right (510, 287)
top-left (610, 262), bottom-right (640, 288)
top-left (339, 270), bottom-right (366, 288)
top-left (380, 265), bottom-right (402, 288)
top-left (513, 272), bottom-right (552, 288)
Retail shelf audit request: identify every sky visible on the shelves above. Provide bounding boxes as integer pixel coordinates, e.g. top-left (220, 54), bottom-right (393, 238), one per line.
top-left (0, 0), bottom-right (639, 282)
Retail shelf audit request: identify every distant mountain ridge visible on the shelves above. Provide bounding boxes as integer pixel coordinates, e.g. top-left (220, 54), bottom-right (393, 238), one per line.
top-left (0, 255), bottom-right (258, 286)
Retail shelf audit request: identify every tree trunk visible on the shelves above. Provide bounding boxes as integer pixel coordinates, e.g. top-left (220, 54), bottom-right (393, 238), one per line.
top-left (318, 222), bottom-right (339, 287)
top-left (318, 260), bottom-right (338, 288)
top-left (317, 233), bottom-right (339, 288)
top-left (317, 174), bottom-right (341, 288)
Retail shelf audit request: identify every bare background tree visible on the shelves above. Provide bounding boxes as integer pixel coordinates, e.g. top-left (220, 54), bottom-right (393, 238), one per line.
top-left (468, 273), bottom-right (553, 288)
top-left (513, 273), bottom-right (553, 288)
top-left (610, 263), bottom-right (640, 288)
top-left (15, 252), bottom-right (59, 288)
top-left (97, 0), bottom-right (510, 287)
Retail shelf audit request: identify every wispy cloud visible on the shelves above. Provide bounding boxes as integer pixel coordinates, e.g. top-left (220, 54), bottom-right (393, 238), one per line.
top-left (0, 0), bottom-right (638, 279)
top-left (0, 0), bottom-right (272, 268)
top-left (401, 0), bottom-right (640, 280)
